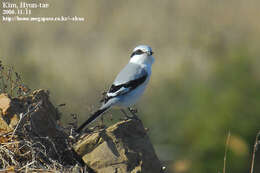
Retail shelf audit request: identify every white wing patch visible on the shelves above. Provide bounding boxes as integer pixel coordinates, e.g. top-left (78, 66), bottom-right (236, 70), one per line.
top-left (107, 87), bottom-right (129, 97)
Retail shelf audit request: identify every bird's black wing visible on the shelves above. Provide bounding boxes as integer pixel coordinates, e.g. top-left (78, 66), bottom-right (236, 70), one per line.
top-left (104, 73), bottom-right (148, 103)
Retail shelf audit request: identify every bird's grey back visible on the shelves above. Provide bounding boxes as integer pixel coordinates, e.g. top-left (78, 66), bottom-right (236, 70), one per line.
top-left (113, 63), bottom-right (147, 85)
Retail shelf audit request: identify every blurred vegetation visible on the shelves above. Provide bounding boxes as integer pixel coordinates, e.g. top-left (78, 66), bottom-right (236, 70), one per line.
top-left (1, 0), bottom-right (260, 172)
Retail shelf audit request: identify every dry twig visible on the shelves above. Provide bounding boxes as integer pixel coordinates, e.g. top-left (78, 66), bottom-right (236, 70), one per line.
top-left (250, 131), bottom-right (260, 173)
top-left (223, 131), bottom-right (231, 173)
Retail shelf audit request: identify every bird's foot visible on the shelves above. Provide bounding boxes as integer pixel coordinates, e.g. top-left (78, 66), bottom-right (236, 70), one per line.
top-left (128, 107), bottom-right (138, 114)
top-left (97, 115), bottom-right (106, 129)
top-left (127, 107), bottom-right (139, 120)
top-left (120, 109), bottom-right (132, 120)
top-left (120, 108), bottom-right (140, 120)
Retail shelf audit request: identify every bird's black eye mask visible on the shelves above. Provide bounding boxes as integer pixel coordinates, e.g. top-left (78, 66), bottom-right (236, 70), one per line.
top-left (130, 49), bottom-right (144, 57)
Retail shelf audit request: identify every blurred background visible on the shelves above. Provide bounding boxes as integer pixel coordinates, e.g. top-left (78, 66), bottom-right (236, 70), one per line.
top-left (1, 0), bottom-right (260, 172)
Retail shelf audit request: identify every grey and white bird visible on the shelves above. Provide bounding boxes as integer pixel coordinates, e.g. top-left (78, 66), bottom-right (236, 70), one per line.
top-left (76, 45), bottom-right (155, 133)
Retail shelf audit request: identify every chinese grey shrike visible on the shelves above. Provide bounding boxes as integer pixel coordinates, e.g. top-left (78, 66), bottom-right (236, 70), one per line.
top-left (76, 45), bottom-right (154, 133)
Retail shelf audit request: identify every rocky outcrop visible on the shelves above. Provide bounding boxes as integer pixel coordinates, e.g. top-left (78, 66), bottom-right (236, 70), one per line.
top-left (0, 90), bottom-right (83, 168)
top-left (0, 90), bottom-right (163, 173)
top-left (74, 119), bottom-right (163, 173)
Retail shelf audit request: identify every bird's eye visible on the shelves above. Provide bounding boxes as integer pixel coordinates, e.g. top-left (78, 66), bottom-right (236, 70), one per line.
top-left (130, 49), bottom-right (144, 57)
top-left (135, 49), bottom-right (143, 55)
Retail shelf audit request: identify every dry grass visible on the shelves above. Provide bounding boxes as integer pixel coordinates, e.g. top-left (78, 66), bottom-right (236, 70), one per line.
top-left (250, 131), bottom-right (260, 173)
top-left (0, 64), bottom-right (88, 172)
top-left (0, 101), bottom-right (87, 172)
top-left (221, 131), bottom-right (260, 173)
top-left (0, 61), bottom-right (31, 97)
top-left (223, 131), bottom-right (231, 173)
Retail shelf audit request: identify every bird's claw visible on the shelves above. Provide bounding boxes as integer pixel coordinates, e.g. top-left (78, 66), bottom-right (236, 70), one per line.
top-left (120, 108), bottom-right (139, 120)
top-left (127, 107), bottom-right (139, 120)
top-left (128, 107), bottom-right (138, 114)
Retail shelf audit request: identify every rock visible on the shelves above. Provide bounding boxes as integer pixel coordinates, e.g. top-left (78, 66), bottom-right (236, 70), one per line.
top-left (0, 90), bottom-right (83, 166)
top-left (0, 93), bottom-right (11, 115)
top-left (29, 89), bottom-right (60, 137)
top-left (0, 93), bottom-right (19, 132)
top-left (0, 90), bottom-right (60, 134)
top-left (74, 119), bottom-right (163, 173)
top-left (0, 115), bottom-right (12, 133)
top-left (0, 89), bottom-right (163, 172)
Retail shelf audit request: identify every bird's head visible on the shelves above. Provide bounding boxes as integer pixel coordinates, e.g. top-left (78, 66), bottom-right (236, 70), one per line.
top-left (130, 45), bottom-right (155, 65)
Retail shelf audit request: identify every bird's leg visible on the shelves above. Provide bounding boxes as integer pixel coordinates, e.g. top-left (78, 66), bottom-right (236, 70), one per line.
top-left (128, 107), bottom-right (139, 120)
top-left (101, 115), bottom-right (104, 124)
top-left (120, 109), bottom-right (132, 119)
top-left (98, 114), bottom-right (105, 129)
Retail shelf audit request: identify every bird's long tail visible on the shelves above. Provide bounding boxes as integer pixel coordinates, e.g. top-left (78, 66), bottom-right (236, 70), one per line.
top-left (76, 106), bottom-right (110, 133)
